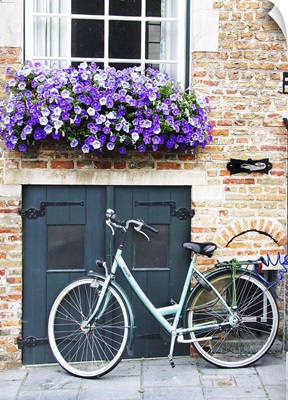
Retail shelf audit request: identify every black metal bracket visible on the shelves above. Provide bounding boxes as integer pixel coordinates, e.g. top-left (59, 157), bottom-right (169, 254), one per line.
top-left (283, 118), bottom-right (288, 130)
top-left (135, 201), bottom-right (195, 220)
top-left (227, 158), bottom-right (272, 175)
top-left (19, 201), bottom-right (84, 219)
top-left (17, 336), bottom-right (49, 349)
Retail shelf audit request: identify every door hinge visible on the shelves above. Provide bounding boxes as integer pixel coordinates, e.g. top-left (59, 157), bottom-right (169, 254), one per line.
top-left (19, 200), bottom-right (84, 219)
top-left (135, 201), bottom-right (195, 220)
top-left (17, 336), bottom-right (49, 349)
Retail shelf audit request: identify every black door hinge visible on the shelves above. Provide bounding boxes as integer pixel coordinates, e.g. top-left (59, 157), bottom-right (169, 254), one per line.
top-left (19, 200), bottom-right (84, 219)
top-left (135, 201), bottom-right (195, 220)
top-left (17, 336), bottom-right (49, 349)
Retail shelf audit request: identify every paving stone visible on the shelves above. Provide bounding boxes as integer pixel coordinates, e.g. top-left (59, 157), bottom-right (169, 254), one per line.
top-left (143, 386), bottom-right (205, 400)
top-left (80, 375), bottom-right (141, 400)
top-left (0, 354), bottom-right (285, 400)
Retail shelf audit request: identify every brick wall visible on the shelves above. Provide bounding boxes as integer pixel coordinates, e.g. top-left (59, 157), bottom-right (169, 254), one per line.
top-left (0, 46), bottom-right (22, 369)
top-left (190, 0), bottom-right (287, 343)
top-left (0, 0), bottom-right (287, 368)
top-left (190, 0), bottom-right (287, 251)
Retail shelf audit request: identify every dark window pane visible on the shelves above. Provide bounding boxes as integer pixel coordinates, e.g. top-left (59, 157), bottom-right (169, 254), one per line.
top-left (72, 19), bottom-right (104, 58)
top-left (133, 225), bottom-right (168, 269)
top-left (72, 0), bottom-right (104, 15)
top-left (145, 62), bottom-right (160, 70)
top-left (146, 0), bottom-right (161, 17)
top-left (48, 225), bottom-right (85, 270)
top-left (109, 21), bottom-right (141, 59)
top-left (109, 0), bottom-right (141, 16)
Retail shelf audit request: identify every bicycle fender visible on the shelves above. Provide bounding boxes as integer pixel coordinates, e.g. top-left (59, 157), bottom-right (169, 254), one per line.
top-left (87, 271), bottom-right (136, 355)
top-left (182, 267), bottom-right (257, 328)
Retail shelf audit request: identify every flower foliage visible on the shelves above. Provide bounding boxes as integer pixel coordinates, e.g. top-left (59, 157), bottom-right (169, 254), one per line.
top-left (0, 61), bottom-right (212, 154)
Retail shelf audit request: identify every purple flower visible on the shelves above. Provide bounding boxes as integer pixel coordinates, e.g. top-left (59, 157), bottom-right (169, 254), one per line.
top-left (0, 61), bottom-right (212, 154)
top-left (18, 144), bottom-right (27, 152)
top-left (70, 139), bottom-right (79, 147)
top-left (52, 131), bottom-right (60, 140)
top-left (81, 144), bottom-right (90, 153)
top-left (119, 146), bottom-right (127, 154)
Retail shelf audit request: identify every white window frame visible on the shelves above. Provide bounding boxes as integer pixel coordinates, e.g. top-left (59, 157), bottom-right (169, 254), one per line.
top-left (24, 0), bottom-right (188, 86)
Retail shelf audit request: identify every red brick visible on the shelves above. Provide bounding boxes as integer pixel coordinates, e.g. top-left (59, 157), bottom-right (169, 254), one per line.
top-left (94, 161), bottom-right (112, 169)
top-left (114, 161), bottom-right (126, 169)
top-left (223, 178), bottom-right (255, 185)
top-left (50, 160), bottom-right (74, 169)
top-left (21, 161), bottom-right (48, 168)
top-left (156, 162), bottom-right (181, 170)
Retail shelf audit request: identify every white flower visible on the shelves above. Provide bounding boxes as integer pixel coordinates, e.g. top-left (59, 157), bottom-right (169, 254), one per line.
top-left (107, 111), bottom-right (117, 119)
top-left (41, 107), bottom-right (50, 117)
top-left (61, 89), bottom-right (70, 98)
top-left (53, 107), bottom-right (62, 116)
top-left (131, 132), bottom-right (139, 142)
top-left (87, 107), bottom-right (96, 116)
top-left (92, 140), bottom-right (101, 149)
top-left (54, 120), bottom-right (63, 130)
top-left (39, 116), bottom-right (48, 125)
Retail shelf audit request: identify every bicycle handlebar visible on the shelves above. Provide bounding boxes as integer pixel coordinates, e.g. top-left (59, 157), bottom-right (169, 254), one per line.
top-left (105, 209), bottom-right (159, 234)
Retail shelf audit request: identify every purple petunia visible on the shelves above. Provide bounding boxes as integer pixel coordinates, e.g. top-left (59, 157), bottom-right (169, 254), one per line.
top-left (0, 61), bottom-right (212, 154)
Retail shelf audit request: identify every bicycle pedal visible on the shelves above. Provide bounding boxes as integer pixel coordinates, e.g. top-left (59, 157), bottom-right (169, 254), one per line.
top-left (168, 356), bottom-right (175, 368)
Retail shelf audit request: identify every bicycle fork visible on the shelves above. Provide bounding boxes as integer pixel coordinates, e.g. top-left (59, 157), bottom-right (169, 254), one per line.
top-left (83, 275), bottom-right (112, 329)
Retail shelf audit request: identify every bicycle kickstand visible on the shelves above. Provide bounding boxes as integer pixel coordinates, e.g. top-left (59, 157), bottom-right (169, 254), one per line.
top-left (168, 331), bottom-right (177, 368)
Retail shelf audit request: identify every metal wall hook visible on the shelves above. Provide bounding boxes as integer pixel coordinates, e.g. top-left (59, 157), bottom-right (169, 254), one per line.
top-left (227, 158), bottom-right (272, 175)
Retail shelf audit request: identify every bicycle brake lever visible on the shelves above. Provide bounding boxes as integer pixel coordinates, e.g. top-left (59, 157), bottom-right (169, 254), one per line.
top-left (106, 220), bottom-right (115, 235)
top-left (134, 225), bottom-right (150, 241)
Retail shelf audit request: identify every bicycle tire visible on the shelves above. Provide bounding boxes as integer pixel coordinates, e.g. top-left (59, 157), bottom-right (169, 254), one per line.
top-left (48, 277), bottom-right (130, 378)
top-left (186, 269), bottom-right (279, 368)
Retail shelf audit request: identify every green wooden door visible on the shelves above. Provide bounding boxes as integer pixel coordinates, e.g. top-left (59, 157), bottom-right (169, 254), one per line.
top-left (22, 185), bottom-right (191, 364)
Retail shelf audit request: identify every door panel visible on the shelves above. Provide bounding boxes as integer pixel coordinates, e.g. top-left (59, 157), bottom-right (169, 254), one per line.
top-left (113, 186), bottom-right (191, 357)
top-left (22, 185), bottom-right (191, 363)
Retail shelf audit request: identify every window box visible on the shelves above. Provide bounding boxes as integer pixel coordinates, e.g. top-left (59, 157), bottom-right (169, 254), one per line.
top-left (0, 61), bottom-right (212, 155)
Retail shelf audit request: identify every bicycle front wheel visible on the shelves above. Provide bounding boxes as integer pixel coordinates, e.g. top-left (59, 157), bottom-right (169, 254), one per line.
top-left (48, 278), bottom-right (130, 378)
top-left (186, 269), bottom-right (279, 368)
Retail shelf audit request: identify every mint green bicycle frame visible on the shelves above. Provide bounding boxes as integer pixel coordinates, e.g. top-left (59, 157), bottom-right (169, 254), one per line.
top-left (86, 246), bottom-right (237, 340)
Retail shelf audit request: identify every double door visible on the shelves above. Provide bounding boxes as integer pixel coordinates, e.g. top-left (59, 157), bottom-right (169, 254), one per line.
top-left (22, 185), bottom-right (191, 364)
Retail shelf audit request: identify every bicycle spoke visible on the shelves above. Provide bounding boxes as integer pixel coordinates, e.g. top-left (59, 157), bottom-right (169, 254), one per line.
top-left (187, 270), bottom-right (279, 368)
top-left (48, 278), bottom-right (129, 378)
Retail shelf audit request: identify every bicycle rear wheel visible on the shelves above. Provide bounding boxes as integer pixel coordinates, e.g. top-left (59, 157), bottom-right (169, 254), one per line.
top-left (186, 269), bottom-right (279, 368)
top-left (48, 278), bottom-right (130, 378)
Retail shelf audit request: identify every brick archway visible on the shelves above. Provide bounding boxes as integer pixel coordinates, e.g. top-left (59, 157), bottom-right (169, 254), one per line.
top-left (215, 218), bottom-right (286, 248)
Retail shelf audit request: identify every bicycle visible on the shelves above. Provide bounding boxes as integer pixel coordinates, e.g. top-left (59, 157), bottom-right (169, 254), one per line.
top-left (48, 209), bottom-right (279, 378)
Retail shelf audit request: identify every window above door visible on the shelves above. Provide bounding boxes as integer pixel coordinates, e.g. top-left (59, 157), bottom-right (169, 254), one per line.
top-left (24, 0), bottom-right (189, 85)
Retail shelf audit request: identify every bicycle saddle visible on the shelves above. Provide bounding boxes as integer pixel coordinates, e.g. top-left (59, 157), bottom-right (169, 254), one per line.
top-left (183, 242), bottom-right (217, 257)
